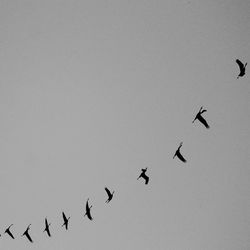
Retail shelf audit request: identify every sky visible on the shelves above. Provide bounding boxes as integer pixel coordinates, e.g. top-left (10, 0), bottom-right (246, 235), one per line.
top-left (0, 0), bottom-right (249, 249)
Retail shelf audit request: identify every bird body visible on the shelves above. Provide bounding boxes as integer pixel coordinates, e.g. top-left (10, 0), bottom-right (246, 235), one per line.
top-left (4, 224), bottom-right (15, 239)
top-left (236, 59), bottom-right (247, 79)
top-left (22, 224), bottom-right (33, 243)
top-left (137, 167), bottom-right (149, 184)
top-left (84, 199), bottom-right (93, 220)
top-left (105, 187), bottom-right (114, 203)
top-left (173, 142), bottom-right (187, 163)
top-left (43, 218), bottom-right (51, 237)
top-left (192, 106), bottom-right (210, 129)
top-left (62, 212), bottom-right (70, 230)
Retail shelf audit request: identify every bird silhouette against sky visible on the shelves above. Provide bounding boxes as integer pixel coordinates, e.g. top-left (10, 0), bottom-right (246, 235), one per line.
top-left (22, 224), bottom-right (33, 243)
top-left (105, 187), bottom-right (114, 203)
top-left (173, 142), bottom-right (187, 163)
top-left (84, 198), bottom-right (93, 221)
top-left (4, 224), bottom-right (15, 239)
top-left (137, 167), bottom-right (149, 184)
top-left (192, 106), bottom-right (210, 129)
top-left (62, 212), bottom-right (70, 230)
top-left (236, 59), bottom-right (247, 79)
top-left (43, 217), bottom-right (51, 237)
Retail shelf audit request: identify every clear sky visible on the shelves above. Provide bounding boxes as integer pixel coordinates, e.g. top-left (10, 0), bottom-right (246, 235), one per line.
top-left (0, 1), bottom-right (249, 249)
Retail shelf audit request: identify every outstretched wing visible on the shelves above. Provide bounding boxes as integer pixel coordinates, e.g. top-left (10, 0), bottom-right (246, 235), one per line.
top-left (26, 232), bottom-right (33, 243)
top-left (45, 218), bottom-right (48, 227)
top-left (86, 200), bottom-right (90, 211)
top-left (6, 230), bottom-right (15, 239)
top-left (236, 59), bottom-right (245, 71)
top-left (86, 210), bottom-right (93, 220)
top-left (62, 212), bottom-right (67, 222)
top-left (176, 151), bottom-right (187, 163)
top-left (105, 187), bottom-right (111, 197)
top-left (198, 115), bottom-right (210, 129)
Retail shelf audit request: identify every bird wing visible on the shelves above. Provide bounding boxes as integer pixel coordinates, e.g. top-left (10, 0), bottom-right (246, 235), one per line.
top-left (86, 200), bottom-right (89, 210)
top-left (6, 230), bottom-right (15, 239)
top-left (236, 59), bottom-right (245, 71)
top-left (62, 212), bottom-right (66, 221)
top-left (26, 232), bottom-right (33, 243)
top-left (173, 152), bottom-right (176, 159)
top-left (176, 151), bottom-right (187, 163)
top-left (198, 115), bottom-right (210, 129)
top-left (145, 175), bottom-right (149, 185)
top-left (105, 187), bottom-right (112, 197)
top-left (87, 212), bottom-right (93, 220)
top-left (192, 116), bottom-right (197, 123)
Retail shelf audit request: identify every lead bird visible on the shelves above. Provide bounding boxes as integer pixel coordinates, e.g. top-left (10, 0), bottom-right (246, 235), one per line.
top-left (4, 224), bottom-right (15, 239)
top-left (173, 142), bottom-right (187, 163)
top-left (22, 224), bottom-right (33, 243)
top-left (192, 106), bottom-right (210, 129)
top-left (84, 198), bottom-right (93, 221)
top-left (105, 187), bottom-right (114, 203)
top-left (43, 217), bottom-right (51, 237)
top-left (236, 59), bottom-right (247, 79)
top-left (137, 167), bottom-right (149, 184)
top-left (62, 212), bottom-right (70, 230)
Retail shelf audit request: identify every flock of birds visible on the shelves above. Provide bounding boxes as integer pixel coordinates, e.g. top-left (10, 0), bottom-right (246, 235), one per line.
top-left (1, 59), bottom-right (247, 244)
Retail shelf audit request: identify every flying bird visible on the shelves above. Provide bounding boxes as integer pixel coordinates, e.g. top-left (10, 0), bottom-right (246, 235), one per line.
top-left (43, 217), bottom-right (51, 237)
top-left (62, 212), bottom-right (70, 230)
top-left (105, 187), bottom-right (114, 203)
top-left (137, 167), bottom-right (149, 184)
top-left (236, 59), bottom-right (247, 79)
top-left (84, 199), bottom-right (93, 220)
top-left (173, 142), bottom-right (187, 163)
top-left (192, 106), bottom-right (210, 129)
top-left (4, 224), bottom-right (15, 239)
top-left (22, 224), bottom-right (33, 243)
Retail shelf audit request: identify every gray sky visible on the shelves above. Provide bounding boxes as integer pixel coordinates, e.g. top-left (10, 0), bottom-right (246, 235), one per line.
top-left (0, 1), bottom-right (249, 249)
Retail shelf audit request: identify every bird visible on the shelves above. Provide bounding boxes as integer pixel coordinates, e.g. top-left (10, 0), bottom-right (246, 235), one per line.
top-left (84, 198), bottom-right (93, 220)
top-left (105, 187), bottom-right (114, 203)
top-left (4, 224), bottom-right (15, 239)
top-left (22, 224), bottom-right (33, 243)
top-left (62, 212), bottom-right (70, 230)
top-left (173, 142), bottom-right (187, 163)
top-left (236, 59), bottom-right (247, 79)
top-left (137, 167), bottom-right (149, 184)
top-left (192, 106), bottom-right (210, 129)
top-left (43, 217), bottom-right (51, 237)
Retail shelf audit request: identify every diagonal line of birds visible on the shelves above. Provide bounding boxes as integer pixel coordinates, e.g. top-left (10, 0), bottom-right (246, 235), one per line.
top-left (0, 59), bottom-right (247, 244)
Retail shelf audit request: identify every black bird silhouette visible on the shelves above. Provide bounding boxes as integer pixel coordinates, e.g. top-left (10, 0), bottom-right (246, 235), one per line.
top-left (236, 59), bottom-right (247, 79)
top-left (43, 217), bottom-right (51, 237)
top-left (62, 212), bottom-right (70, 230)
top-left (84, 198), bottom-right (93, 220)
top-left (4, 224), bottom-right (15, 239)
top-left (105, 187), bottom-right (114, 203)
top-left (22, 224), bottom-right (33, 243)
top-left (192, 106), bottom-right (210, 129)
top-left (173, 142), bottom-right (187, 163)
top-left (137, 167), bottom-right (149, 184)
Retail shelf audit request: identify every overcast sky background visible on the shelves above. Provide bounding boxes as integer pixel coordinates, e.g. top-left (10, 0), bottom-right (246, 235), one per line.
top-left (0, 1), bottom-right (249, 249)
